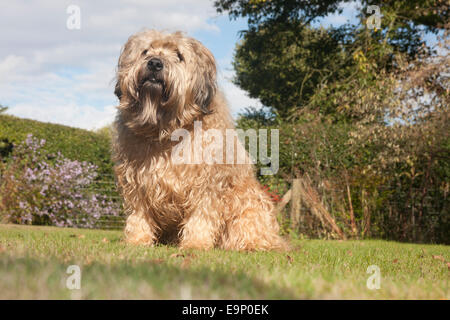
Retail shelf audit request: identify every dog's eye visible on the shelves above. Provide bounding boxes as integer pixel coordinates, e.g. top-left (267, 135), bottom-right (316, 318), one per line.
top-left (176, 51), bottom-right (184, 62)
top-left (142, 49), bottom-right (148, 55)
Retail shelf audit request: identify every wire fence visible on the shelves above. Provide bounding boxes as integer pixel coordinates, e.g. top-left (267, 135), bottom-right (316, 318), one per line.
top-left (276, 177), bottom-right (449, 243)
top-left (82, 174), bottom-right (126, 230)
top-left (80, 174), bottom-right (448, 244)
top-left (93, 215), bottom-right (126, 230)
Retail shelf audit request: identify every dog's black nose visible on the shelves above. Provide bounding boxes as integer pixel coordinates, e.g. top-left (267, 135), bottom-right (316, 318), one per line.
top-left (148, 58), bottom-right (163, 72)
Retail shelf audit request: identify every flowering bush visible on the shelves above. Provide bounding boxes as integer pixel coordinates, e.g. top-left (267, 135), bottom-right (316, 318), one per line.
top-left (0, 134), bottom-right (121, 228)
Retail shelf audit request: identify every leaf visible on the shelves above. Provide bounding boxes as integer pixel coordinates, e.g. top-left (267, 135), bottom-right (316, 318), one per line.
top-left (347, 250), bottom-right (353, 256)
top-left (102, 237), bottom-right (109, 243)
top-left (181, 257), bottom-right (191, 269)
top-left (286, 255), bottom-right (293, 264)
top-left (432, 255), bottom-right (445, 262)
top-left (393, 259), bottom-right (399, 264)
top-left (149, 259), bottom-right (164, 265)
top-left (69, 234), bottom-right (85, 239)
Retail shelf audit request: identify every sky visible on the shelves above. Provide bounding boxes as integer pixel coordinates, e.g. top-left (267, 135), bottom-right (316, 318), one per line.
top-left (0, 0), bottom-right (361, 130)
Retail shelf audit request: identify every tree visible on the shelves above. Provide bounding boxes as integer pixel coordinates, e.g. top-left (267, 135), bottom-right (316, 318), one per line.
top-left (215, 0), bottom-right (449, 116)
top-left (233, 22), bottom-right (349, 117)
top-left (215, 0), bottom-right (447, 31)
top-left (215, 0), bottom-right (349, 26)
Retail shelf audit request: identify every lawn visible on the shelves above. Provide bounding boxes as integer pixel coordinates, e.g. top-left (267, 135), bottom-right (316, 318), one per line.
top-left (0, 224), bottom-right (448, 299)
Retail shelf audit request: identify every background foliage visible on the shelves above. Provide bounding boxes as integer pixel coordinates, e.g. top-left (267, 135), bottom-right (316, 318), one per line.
top-left (0, 114), bottom-right (114, 177)
top-left (216, 0), bottom-right (449, 243)
top-left (0, 134), bottom-right (120, 228)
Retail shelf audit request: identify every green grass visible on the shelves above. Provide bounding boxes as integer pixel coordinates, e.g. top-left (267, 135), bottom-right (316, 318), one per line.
top-left (0, 224), bottom-right (448, 299)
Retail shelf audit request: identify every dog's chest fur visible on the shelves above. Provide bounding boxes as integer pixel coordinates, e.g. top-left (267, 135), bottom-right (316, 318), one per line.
top-left (115, 128), bottom-right (236, 226)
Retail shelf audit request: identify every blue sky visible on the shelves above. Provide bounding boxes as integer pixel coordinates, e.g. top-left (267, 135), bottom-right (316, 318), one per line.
top-left (4, 1), bottom-right (439, 130)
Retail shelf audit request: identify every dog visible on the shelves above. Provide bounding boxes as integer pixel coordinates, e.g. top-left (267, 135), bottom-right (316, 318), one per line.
top-left (113, 30), bottom-right (286, 250)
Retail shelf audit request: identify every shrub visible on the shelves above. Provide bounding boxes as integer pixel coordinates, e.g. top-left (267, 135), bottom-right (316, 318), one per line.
top-left (0, 114), bottom-right (114, 177)
top-left (0, 134), bottom-right (121, 228)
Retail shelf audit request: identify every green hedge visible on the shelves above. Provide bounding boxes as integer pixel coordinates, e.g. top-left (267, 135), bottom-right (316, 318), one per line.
top-left (0, 114), bottom-right (114, 177)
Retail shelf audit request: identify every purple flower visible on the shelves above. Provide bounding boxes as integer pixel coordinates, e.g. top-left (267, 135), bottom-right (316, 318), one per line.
top-left (2, 134), bottom-right (122, 228)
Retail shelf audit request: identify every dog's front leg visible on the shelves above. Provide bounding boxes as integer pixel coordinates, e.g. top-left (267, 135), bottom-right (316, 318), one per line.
top-left (179, 200), bottom-right (223, 250)
top-left (124, 209), bottom-right (158, 245)
top-left (220, 207), bottom-right (287, 251)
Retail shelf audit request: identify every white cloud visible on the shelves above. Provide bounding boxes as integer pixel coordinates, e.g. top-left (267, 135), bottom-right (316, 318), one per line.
top-left (0, 55), bottom-right (28, 76)
top-left (8, 103), bottom-right (117, 130)
top-left (218, 67), bottom-right (262, 116)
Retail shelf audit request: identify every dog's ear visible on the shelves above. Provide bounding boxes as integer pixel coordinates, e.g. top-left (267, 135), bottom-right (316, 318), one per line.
top-left (194, 71), bottom-right (216, 114)
top-left (114, 80), bottom-right (122, 100)
top-left (189, 39), bottom-right (217, 114)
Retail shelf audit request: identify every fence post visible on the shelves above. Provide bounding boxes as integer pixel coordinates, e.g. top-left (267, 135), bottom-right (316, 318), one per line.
top-left (290, 179), bottom-right (301, 229)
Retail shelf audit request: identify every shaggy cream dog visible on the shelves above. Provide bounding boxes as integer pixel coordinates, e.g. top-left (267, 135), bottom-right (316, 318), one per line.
top-left (113, 30), bottom-right (286, 250)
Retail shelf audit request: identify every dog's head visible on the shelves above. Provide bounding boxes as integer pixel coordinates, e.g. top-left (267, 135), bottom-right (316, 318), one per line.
top-left (115, 30), bottom-right (217, 137)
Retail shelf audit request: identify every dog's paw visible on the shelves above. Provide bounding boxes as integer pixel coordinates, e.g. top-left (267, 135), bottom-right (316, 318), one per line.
top-left (125, 234), bottom-right (155, 246)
